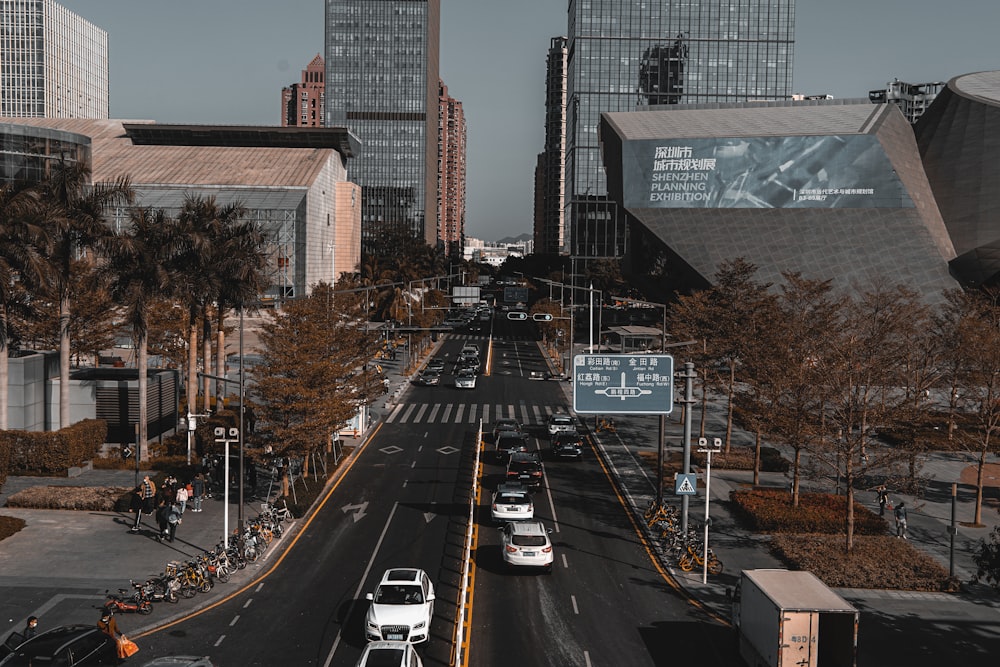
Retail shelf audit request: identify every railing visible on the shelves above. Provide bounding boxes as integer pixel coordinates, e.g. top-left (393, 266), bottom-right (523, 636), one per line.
top-left (452, 419), bottom-right (483, 666)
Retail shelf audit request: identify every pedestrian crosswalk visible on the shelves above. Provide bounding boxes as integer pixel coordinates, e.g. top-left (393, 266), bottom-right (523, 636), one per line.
top-left (385, 402), bottom-right (567, 426)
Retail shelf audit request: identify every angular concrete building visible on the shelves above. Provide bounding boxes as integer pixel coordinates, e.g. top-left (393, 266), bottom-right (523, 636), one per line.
top-left (914, 71), bottom-right (1000, 287)
top-left (599, 99), bottom-right (959, 302)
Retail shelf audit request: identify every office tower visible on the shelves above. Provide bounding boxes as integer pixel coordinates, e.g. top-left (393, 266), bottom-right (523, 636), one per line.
top-left (869, 79), bottom-right (944, 125)
top-left (281, 54), bottom-right (326, 127)
top-left (566, 0), bottom-right (795, 259)
top-left (0, 0), bottom-right (108, 118)
top-left (438, 80), bottom-right (466, 259)
top-left (325, 0), bottom-right (440, 249)
top-left (535, 36), bottom-right (568, 256)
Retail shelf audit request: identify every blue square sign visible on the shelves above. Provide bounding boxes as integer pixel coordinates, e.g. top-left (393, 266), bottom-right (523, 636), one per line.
top-left (572, 354), bottom-right (674, 414)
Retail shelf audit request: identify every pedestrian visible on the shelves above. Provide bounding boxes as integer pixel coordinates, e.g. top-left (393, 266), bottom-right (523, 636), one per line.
top-left (191, 472), bottom-right (205, 512)
top-left (175, 482), bottom-right (189, 514)
top-left (155, 499), bottom-right (170, 542)
top-left (97, 610), bottom-right (122, 641)
top-left (161, 475), bottom-right (177, 505)
top-left (875, 484), bottom-right (889, 517)
top-left (130, 475), bottom-right (156, 533)
top-left (894, 501), bottom-right (908, 538)
top-left (165, 502), bottom-right (182, 543)
top-left (247, 460), bottom-right (258, 496)
top-left (23, 615), bottom-right (38, 639)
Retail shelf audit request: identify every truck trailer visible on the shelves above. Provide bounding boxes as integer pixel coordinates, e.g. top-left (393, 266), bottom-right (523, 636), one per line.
top-left (732, 569), bottom-right (859, 667)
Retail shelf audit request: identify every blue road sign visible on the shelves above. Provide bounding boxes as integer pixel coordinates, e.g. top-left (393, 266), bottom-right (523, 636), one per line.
top-left (572, 354), bottom-right (674, 414)
top-left (675, 473), bottom-right (697, 496)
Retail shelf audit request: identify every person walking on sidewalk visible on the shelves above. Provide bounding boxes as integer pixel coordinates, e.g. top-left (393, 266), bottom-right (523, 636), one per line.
top-left (175, 482), bottom-right (189, 514)
top-left (894, 501), bottom-right (908, 538)
top-left (23, 616), bottom-right (38, 639)
top-left (165, 502), bottom-right (182, 542)
top-left (875, 484), bottom-right (890, 517)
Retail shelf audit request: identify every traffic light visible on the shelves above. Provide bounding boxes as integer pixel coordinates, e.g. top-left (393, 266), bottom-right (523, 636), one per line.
top-left (532, 313), bottom-right (553, 322)
top-left (507, 311), bottom-right (528, 320)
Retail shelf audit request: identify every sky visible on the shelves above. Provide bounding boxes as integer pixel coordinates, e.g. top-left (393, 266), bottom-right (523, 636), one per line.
top-left (63, 0), bottom-right (1000, 242)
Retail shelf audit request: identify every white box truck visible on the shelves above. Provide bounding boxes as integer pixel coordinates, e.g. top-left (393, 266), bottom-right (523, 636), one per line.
top-left (732, 569), bottom-right (858, 667)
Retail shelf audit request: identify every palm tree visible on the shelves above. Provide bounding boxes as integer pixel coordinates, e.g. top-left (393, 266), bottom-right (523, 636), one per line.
top-left (213, 220), bottom-right (268, 411)
top-left (40, 160), bottom-right (133, 428)
top-left (0, 181), bottom-right (49, 430)
top-left (99, 207), bottom-right (176, 458)
top-left (172, 195), bottom-right (246, 414)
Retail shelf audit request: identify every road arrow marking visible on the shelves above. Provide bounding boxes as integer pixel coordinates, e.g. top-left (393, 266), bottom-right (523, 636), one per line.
top-left (342, 501), bottom-right (369, 522)
top-left (423, 511), bottom-right (436, 523)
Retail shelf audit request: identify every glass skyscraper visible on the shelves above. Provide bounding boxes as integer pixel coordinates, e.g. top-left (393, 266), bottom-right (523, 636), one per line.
top-left (566, 0), bottom-right (795, 258)
top-left (0, 0), bottom-right (108, 118)
top-left (325, 0), bottom-right (440, 249)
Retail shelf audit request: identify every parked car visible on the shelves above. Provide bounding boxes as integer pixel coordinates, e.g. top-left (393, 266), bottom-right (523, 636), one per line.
top-left (547, 413), bottom-right (576, 436)
top-left (364, 568), bottom-right (435, 644)
top-left (551, 430), bottom-right (584, 459)
top-left (500, 520), bottom-right (554, 572)
top-left (490, 482), bottom-right (534, 523)
top-left (354, 642), bottom-right (423, 667)
top-left (0, 625), bottom-right (118, 666)
top-left (493, 417), bottom-right (522, 441)
top-left (506, 451), bottom-right (544, 488)
top-left (495, 431), bottom-right (530, 459)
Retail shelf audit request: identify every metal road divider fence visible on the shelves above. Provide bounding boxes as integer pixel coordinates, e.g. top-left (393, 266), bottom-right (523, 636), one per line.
top-left (452, 419), bottom-right (483, 666)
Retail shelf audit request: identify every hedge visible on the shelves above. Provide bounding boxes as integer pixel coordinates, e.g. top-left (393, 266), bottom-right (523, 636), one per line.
top-left (730, 488), bottom-right (887, 535)
top-left (0, 419), bottom-right (108, 477)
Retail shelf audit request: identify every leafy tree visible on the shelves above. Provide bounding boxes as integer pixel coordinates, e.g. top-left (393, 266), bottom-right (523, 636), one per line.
top-left (973, 525), bottom-right (1000, 590)
top-left (252, 283), bottom-right (380, 470)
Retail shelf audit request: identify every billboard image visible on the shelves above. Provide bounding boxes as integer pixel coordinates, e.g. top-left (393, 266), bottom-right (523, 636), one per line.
top-left (621, 135), bottom-right (913, 209)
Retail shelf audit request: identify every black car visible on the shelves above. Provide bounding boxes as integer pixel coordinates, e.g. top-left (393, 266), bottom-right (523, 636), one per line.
top-left (0, 625), bottom-right (118, 666)
top-left (506, 451), bottom-right (544, 488)
top-left (495, 431), bottom-right (530, 460)
top-left (551, 430), bottom-right (584, 459)
top-left (413, 369), bottom-right (441, 386)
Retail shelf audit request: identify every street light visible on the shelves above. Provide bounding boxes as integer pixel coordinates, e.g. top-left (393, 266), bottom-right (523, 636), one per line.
top-left (214, 426), bottom-right (240, 549)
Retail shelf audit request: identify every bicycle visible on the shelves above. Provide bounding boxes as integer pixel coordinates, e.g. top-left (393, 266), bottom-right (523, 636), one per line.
top-left (677, 543), bottom-right (723, 575)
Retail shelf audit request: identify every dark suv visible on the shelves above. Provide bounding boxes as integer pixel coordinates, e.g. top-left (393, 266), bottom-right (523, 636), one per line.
top-left (506, 451), bottom-right (544, 488)
top-left (551, 430), bottom-right (584, 459)
top-left (495, 431), bottom-right (530, 460)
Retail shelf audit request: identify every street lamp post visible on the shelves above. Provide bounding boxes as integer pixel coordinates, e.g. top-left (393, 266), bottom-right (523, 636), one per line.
top-left (214, 426), bottom-right (240, 549)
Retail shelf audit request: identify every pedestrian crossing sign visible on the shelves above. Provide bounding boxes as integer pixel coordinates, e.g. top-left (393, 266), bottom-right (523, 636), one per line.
top-left (675, 473), bottom-right (697, 496)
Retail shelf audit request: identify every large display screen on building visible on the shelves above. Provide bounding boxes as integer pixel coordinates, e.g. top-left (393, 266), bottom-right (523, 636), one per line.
top-left (621, 135), bottom-right (912, 209)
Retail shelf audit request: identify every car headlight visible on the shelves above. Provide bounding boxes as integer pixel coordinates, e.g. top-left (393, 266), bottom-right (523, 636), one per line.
top-left (414, 620), bottom-right (426, 630)
top-left (366, 619), bottom-right (378, 630)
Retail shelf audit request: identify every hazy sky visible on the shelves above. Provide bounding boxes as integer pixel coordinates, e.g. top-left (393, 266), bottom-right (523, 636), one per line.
top-left (64, 0), bottom-right (1000, 242)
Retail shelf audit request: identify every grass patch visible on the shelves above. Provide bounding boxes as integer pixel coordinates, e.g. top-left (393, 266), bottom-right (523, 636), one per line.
top-left (5, 485), bottom-right (133, 511)
top-left (770, 533), bottom-right (959, 592)
top-left (730, 489), bottom-right (886, 535)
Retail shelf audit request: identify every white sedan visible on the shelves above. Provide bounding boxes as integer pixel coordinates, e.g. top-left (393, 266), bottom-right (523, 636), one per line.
top-left (354, 641), bottom-right (423, 667)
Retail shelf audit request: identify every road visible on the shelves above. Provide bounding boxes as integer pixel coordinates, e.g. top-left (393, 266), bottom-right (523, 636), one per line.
top-left (134, 318), bottom-right (733, 664)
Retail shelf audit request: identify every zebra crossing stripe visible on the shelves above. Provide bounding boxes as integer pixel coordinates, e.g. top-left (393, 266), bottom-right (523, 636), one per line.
top-left (441, 403), bottom-right (453, 421)
top-left (427, 403), bottom-right (441, 422)
top-left (387, 403), bottom-right (405, 423)
top-left (383, 402), bottom-right (569, 426)
top-left (455, 404), bottom-right (465, 422)
top-left (413, 404), bottom-right (429, 423)
top-left (399, 404), bottom-right (417, 423)
top-left (480, 404), bottom-right (488, 424)
top-left (468, 404), bottom-right (478, 424)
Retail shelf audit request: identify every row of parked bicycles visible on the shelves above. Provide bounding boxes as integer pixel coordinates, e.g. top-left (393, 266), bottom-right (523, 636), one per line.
top-left (643, 500), bottom-right (724, 575)
top-left (102, 502), bottom-right (293, 615)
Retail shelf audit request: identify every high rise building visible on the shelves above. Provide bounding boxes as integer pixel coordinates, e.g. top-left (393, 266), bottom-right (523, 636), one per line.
top-left (438, 80), bottom-right (466, 259)
top-left (566, 0), bottom-right (795, 259)
top-left (0, 0), bottom-right (108, 118)
top-left (534, 36), bottom-right (568, 256)
top-left (869, 79), bottom-right (944, 125)
top-left (325, 0), bottom-right (440, 250)
top-left (281, 54), bottom-right (326, 127)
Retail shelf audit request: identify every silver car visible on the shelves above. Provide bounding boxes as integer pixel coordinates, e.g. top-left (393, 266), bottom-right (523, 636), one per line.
top-left (500, 520), bottom-right (553, 572)
top-left (490, 482), bottom-right (534, 523)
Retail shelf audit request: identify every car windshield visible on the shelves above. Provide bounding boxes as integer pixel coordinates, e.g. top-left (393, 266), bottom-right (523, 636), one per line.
top-left (497, 493), bottom-right (527, 504)
top-left (374, 584), bottom-right (424, 605)
top-left (364, 648), bottom-right (406, 666)
top-left (512, 535), bottom-right (548, 547)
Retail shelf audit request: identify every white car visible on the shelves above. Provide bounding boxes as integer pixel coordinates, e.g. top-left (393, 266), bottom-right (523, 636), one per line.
top-left (365, 568), bottom-right (435, 644)
top-left (490, 482), bottom-right (534, 523)
top-left (547, 413), bottom-right (576, 436)
top-left (455, 369), bottom-right (477, 389)
top-left (501, 520), bottom-right (553, 572)
top-left (354, 641), bottom-right (423, 667)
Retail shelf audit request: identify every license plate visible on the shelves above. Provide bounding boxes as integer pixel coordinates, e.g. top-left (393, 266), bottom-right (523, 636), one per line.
top-left (387, 634), bottom-right (404, 641)
top-left (523, 551), bottom-right (535, 557)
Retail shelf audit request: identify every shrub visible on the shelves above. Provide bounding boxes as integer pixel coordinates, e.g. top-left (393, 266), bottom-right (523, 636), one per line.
top-left (0, 515), bottom-right (26, 541)
top-left (5, 485), bottom-right (133, 511)
top-left (730, 488), bottom-right (886, 535)
top-left (690, 446), bottom-right (789, 472)
top-left (770, 534), bottom-right (959, 592)
top-left (0, 419), bottom-right (107, 475)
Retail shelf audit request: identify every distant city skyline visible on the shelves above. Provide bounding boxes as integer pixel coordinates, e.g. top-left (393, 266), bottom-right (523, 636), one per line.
top-left (54, 0), bottom-right (1000, 242)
